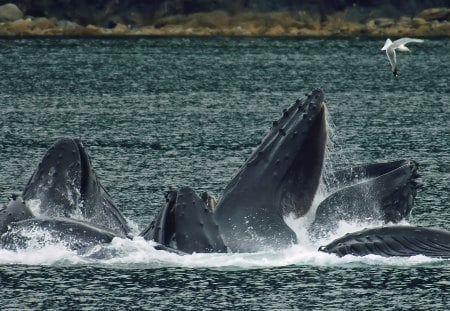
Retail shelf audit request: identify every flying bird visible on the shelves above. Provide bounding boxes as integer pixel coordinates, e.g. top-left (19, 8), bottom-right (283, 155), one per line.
top-left (381, 37), bottom-right (424, 77)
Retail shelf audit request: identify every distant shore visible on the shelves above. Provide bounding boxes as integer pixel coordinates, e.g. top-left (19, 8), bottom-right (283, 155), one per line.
top-left (1, 7), bottom-right (449, 37)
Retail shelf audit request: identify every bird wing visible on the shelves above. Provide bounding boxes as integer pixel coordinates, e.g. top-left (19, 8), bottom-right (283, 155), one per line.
top-left (386, 47), bottom-right (397, 72)
top-left (381, 38), bottom-right (392, 51)
top-left (391, 37), bottom-right (424, 49)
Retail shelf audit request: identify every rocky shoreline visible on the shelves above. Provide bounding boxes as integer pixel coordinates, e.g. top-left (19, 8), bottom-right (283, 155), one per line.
top-left (0, 3), bottom-right (449, 37)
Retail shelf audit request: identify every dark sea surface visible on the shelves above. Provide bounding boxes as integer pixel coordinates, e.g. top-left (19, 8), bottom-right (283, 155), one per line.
top-left (0, 37), bottom-right (449, 309)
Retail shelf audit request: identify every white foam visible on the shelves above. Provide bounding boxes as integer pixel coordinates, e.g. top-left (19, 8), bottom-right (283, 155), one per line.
top-left (0, 218), bottom-right (442, 268)
top-left (0, 246), bottom-right (84, 265)
top-left (26, 199), bottom-right (42, 216)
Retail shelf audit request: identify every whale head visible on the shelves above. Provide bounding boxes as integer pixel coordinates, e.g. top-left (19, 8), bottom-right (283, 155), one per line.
top-left (22, 138), bottom-right (130, 237)
top-left (214, 90), bottom-right (327, 252)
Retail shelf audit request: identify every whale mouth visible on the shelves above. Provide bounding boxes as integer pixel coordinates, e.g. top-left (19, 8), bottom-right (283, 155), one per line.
top-left (76, 140), bottom-right (91, 197)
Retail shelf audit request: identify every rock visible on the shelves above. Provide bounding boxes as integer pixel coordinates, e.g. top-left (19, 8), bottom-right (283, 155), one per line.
top-left (32, 17), bottom-right (56, 30)
top-left (0, 3), bottom-right (449, 37)
top-left (183, 11), bottom-right (230, 29)
top-left (265, 25), bottom-right (285, 36)
top-left (366, 18), bottom-right (395, 29)
top-left (416, 7), bottom-right (450, 21)
top-left (112, 23), bottom-right (130, 34)
top-left (84, 24), bottom-right (104, 35)
top-left (397, 16), bottom-right (412, 27)
top-left (432, 20), bottom-right (450, 36)
top-left (0, 3), bottom-right (23, 22)
top-left (56, 20), bottom-right (83, 30)
top-left (412, 17), bottom-right (428, 27)
top-left (2, 18), bottom-right (32, 35)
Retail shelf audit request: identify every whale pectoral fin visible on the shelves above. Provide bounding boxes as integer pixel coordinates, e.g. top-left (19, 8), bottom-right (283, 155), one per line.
top-left (319, 226), bottom-right (450, 258)
top-left (22, 138), bottom-right (130, 236)
top-left (310, 160), bottom-right (419, 240)
top-left (174, 187), bottom-right (226, 253)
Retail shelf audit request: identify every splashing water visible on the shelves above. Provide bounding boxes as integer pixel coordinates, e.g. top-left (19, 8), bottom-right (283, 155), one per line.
top-left (0, 223), bottom-right (438, 267)
top-left (319, 102), bottom-right (352, 195)
top-left (0, 200), bottom-right (438, 268)
top-left (304, 104), bottom-right (350, 223)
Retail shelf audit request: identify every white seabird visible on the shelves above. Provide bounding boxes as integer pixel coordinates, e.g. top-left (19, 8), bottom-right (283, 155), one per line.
top-left (381, 37), bottom-right (424, 76)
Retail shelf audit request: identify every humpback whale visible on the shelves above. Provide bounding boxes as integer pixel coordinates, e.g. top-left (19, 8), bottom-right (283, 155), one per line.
top-left (0, 138), bottom-right (132, 251)
top-left (21, 138), bottom-right (130, 238)
top-left (212, 90), bottom-right (327, 252)
top-left (0, 89), bottom-right (437, 258)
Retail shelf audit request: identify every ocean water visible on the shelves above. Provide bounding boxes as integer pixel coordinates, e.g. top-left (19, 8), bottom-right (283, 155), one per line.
top-left (0, 37), bottom-right (449, 309)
